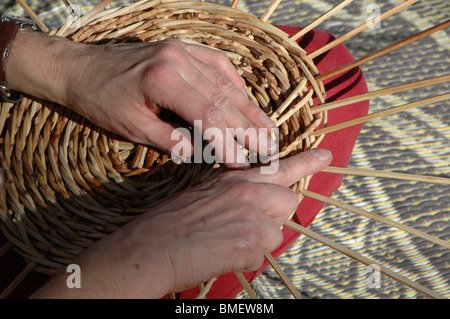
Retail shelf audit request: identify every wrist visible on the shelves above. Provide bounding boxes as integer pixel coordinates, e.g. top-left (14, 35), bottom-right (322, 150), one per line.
top-left (5, 30), bottom-right (87, 107)
top-left (89, 222), bottom-right (175, 298)
top-left (33, 217), bottom-right (175, 299)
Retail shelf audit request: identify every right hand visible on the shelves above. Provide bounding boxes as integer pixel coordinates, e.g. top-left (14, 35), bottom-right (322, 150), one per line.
top-left (32, 149), bottom-right (332, 298)
top-left (144, 148), bottom-right (332, 294)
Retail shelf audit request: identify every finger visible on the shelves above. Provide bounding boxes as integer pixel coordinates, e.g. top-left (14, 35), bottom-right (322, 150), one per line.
top-left (185, 47), bottom-right (277, 131)
top-left (235, 219), bottom-right (282, 272)
top-left (257, 209), bottom-right (285, 252)
top-left (222, 209), bottom-right (282, 271)
top-left (148, 68), bottom-right (250, 168)
top-left (222, 206), bottom-right (283, 254)
top-left (183, 43), bottom-right (247, 94)
top-left (258, 184), bottom-right (300, 225)
top-left (227, 148), bottom-right (333, 186)
top-left (179, 61), bottom-right (276, 156)
top-left (222, 180), bottom-right (299, 225)
top-left (138, 110), bottom-right (193, 159)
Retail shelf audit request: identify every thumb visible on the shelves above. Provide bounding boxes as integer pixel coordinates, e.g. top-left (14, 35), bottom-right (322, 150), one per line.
top-left (234, 149), bottom-right (333, 187)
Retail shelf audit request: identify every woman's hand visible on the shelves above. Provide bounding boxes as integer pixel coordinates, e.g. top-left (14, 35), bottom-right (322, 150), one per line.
top-left (31, 149), bottom-right (332, 299)
top-left (6, 30), bottom-right (333, 299)
top-left (6, 32), bottom-right (276, 168)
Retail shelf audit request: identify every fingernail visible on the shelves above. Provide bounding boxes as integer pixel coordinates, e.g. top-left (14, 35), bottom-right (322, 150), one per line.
top-left (313, 148), bottom-right (332, 161)
top-left (259, 112), bottom-right (276, 128)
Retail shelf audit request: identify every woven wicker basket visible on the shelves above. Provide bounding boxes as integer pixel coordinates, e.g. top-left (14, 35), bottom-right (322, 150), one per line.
top-left (0, 0), bottom-right (327, 291)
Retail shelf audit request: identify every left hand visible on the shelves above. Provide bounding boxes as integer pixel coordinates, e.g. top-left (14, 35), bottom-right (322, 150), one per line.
top-left (7, 33), bottom-right (277, 169)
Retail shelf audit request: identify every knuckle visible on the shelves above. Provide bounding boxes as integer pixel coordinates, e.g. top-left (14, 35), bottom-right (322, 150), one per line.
top-left (243, 232), bottom-right (260, 252)
top-left (236, 224), bottom-right (260, 252)
top-left (285, 189), bottom-right (300, 212)
top-left (215, 50), bottom-right (231, 64)
top-left (214, 73), bottom-right (234, 91)
top-left (302, 153), bottom-right (317, 171)
top-left (162, 38), bottom-right (180, 46)
top-left (209, 90), bottom-right (230, 111)
top-left (213, 174), bottom-right (262, 204)
top-left (240, 203), bottom-right (261, 222)
top-left (236, 229), bottom-right (264, 270)
top-left (290, 191), bottom-right (300, 206)
top-left (227, 180), bottom-right (260, 203)
top-left (142, 62), bottom-right (173, 85)
top-left (271, 229), bottom-right (284, 250)
top-left (238, 120), bottom-right (254, 133)
top-left (239, 183), bottom-right (261, 203)
top-left (200, 104), bottom-right (222, 125)
top-left (157, 40), bottom-right (184, 62)
top-left (277, 162), bottom-right (292, 183)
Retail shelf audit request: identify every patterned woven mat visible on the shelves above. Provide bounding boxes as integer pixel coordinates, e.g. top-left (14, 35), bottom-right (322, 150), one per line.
top-left (1, 0), bottom-right (449, 299)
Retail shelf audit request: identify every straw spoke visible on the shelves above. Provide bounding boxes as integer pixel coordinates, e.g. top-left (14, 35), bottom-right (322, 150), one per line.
top-left (0, 242), bottom-right (13, 258)
top-left (322, 166), bottom-right (450, 185)
top-left (313, 93), bottom-right (450, 136)
top-left (316, 20), bottom-right (450, 82)
top-left (291, 0), bottom-right (354, 41)
top-left (62, 0), bottom-right (76, 14)
top-left (235, 272), bottom-right (258, 299)
top-left (168, 292), bottom-right (177, 299)
top-left (308, 0), bottom-right (419, 59)
top-left (230, 0), bottom-right (240, 9)
top-left (284, 220), bottom-right (444, 299)
top-left (57, 0), bottom-right (112, 36)
top-left (195, 277), bottom-right (217, 299)
top-left (15, 0), bottom-right (50, 33)
top-left (265, 253), bottom-right (302, 299)
top-left (301, 190), bottom-right (450, 249)
top-left (311, 75), bottom-right (450, 115)
top-left (275, 90), bottom-right (314, 127)
top-left (270, 77), bottom-right (308, 120)
top-left (260, 0), bottom-right (282, 22)
top-left (0, 262), bottom-right (37, 299)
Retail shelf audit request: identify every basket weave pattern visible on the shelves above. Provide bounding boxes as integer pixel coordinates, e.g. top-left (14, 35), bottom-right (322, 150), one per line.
top-left (0, 0), bottom-right (326, 275)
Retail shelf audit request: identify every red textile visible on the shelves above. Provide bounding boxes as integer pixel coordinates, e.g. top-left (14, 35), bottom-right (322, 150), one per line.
top-left (176, 26), bottom-right (370, 299)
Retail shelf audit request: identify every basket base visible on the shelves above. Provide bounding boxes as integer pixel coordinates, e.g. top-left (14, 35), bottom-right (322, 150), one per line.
top-left (0, 233), bottom-right (51, 298)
